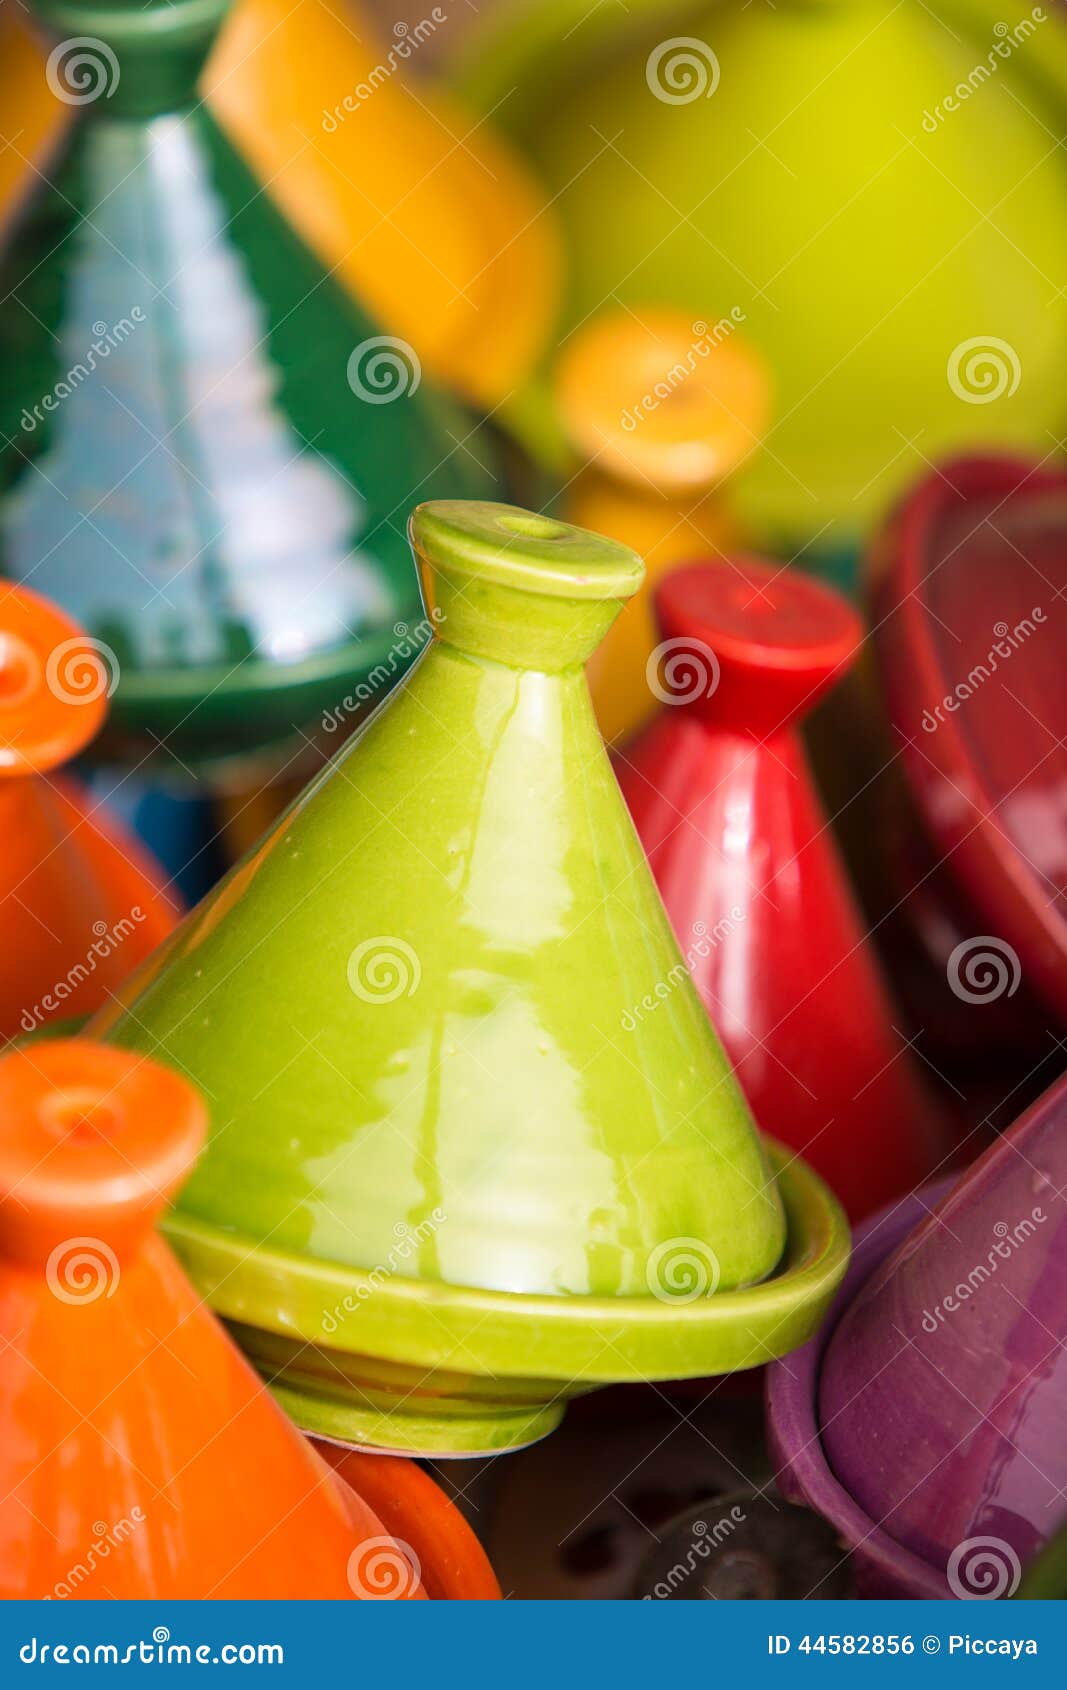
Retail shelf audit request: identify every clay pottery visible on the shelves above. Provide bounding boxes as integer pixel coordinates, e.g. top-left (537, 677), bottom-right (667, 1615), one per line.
top-left (91, 499), bottom-right (849, 1456)
top-left (615, 557), bottom-right (947, 1220)
top-left (483, 1391), bottom-right (770, 1598)
top-left (633, 1493), bottom-right (852, 1600)
top-left (451, 0), bottom-right (1067, 550)
top-left (871, 454), bottom-right (1067, 1038)
top-left (767, 1071), bottom-right (1067, 1597)
top-left (0, 1039), bottom-right (430, 1599)
top-left (555, 307), bottom-right (770, 745)
top-left (0, 0), bottom-right (500, 771)
top-left (206, 0), bottom-right (560, 410)
top-left (0, 584), bottom-right (177, 1044)
top-left (312, 1442), bottom-right (501, 1601)
top-left (0, 0), bottom-right (559, 408)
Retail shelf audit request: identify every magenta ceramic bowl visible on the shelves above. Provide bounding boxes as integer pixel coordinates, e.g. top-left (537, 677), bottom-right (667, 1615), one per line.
top-left (766, 1181), bottom-right (954, 1599)
top-left (768, 1070), bottom-right (1067, 1599)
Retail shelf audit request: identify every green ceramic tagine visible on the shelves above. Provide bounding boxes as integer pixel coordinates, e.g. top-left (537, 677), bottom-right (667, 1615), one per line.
top-left (0, 0), bottom-right (499, 770)
top-left (92, 501), bottom-right (849, 1456)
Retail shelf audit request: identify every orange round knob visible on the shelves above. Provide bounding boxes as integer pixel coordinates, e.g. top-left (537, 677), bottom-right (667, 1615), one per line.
top-left (555, 306), bottom-right (770, 495)
top-left (0, 1041), bottom-right (205, 1267)
top-left (0, 584), bottom-right (112, 775)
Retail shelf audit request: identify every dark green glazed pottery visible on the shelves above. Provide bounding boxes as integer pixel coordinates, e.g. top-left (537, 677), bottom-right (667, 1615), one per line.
top-left (0, 0), bottom-right (499, 769)
top-left (93, 501), bottom-right (849, 1454)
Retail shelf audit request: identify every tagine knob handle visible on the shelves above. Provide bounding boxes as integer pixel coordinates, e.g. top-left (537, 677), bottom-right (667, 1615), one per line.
top-left (554, 307), bottom-right (770, 495)
top-left (652, 558), bottom-right (864, 735)
top-left (0, 1041), bottom-right (206, 1267)
top-left (409, 500), bottom-right (644, 670)
top-left (0, 587), bottom-right (112, 775)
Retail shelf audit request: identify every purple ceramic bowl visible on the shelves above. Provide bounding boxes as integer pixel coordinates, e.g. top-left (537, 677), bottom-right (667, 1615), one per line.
top-left (765, 1179), bottom-right (955, 1600)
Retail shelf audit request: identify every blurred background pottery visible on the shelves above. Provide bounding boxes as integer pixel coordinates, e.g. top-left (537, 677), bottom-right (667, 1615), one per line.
top-left (768, 1070), bottom-right (1067, 1597)
top-left (449, 0), bottom-right (1067, 559)
top-left (555, 307), bottom-right (770, 745)
top-left (92, 500), bottom-right (848, 1455)
top-left (868, 455), bottom-right (1067, 1049)
top-left (0, 1040), bottom-right (427, 1599)
top-left (0, 0), bottom-right (560, 410)
top-left (615, 557), bottom-right (948, 1220)
top-left (0, 0), bottom-right (501, 773)
top-left (0, 584), bottom-right (177, 1045)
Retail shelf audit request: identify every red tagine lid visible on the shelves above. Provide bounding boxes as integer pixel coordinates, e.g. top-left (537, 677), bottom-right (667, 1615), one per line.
top-left (653, 556), bottom-right (864, 735)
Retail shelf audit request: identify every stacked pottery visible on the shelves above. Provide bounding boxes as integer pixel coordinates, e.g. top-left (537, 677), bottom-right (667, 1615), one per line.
top-left (0, 584), bottom-right (177, 1044)
top-left (616, 558), bottom-right (946, 1220)
top-left (90, 500), bottom-right (850, 1456)
top-left (554, 307), bottom-right (769, 744)
top-left (0, 0), bottom-right (501, 770)
top-left (0, 1039), bottom-right (498, 1598)
top-left (767, 1071), bottom-right (1067, 1598)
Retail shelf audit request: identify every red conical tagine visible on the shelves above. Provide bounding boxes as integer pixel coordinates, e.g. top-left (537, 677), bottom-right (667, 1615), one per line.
top-left (0, 585), bottom-right (178, 1044)
top-left (0, 1039), bottom-right (430, 1599)
top-left (615, 557), bottom-right (947, 1220)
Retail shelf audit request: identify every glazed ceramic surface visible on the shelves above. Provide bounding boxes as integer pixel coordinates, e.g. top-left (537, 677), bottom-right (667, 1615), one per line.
top-left (616, 558), bottom-right (946, 1220)
top-left (0, 584), bottom-right (177, 1043)
top-left (0, 0), bottom-right (499, 769)
top-left (453, 0), bottom-right (1067, 547)
top-left (873, 455), bottom-right (1067, 1027)
top-left (555, 308), bottom-right (770, 745)
top-left (0, 0), bottom-right (559, 407)
top-left (765, 1180), bottom-right (955, 1600)
top-left (92, 500), bottom-right (848, 1454)
top-left (312, 1442), bottom-right (501, 1601)
top-left (817, 1071), bottom-right (1067, 1583)
top-left (0, 1040), bottom-right (427, 1599)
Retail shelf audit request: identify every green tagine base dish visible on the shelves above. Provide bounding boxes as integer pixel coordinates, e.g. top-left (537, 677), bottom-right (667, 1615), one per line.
top-left (164, 1141), bottom-right (849, 1455)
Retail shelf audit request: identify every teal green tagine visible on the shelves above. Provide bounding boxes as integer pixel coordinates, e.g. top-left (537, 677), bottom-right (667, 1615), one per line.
top-left (93, 501), bottom-right (849, 1455)
top-left (0, 0), bottom-right (499, 769)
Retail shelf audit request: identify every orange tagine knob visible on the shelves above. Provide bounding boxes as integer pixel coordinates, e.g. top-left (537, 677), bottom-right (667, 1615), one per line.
top-left (0, 1039), bottom-right (492, 1599)
top-left (0, 585), bottom-right (178, 1043)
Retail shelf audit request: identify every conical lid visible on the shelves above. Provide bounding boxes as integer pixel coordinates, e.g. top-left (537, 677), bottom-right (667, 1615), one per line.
top-left (0, 1039), bottom-right (426, 1598)
top-left (0, 0), bottom-right (499, 770)
top-left (0, 584), bottom-right (177, 1041)
top-left (818, 1070), bottom-right (1067, 1582)
top-left (91, 500), bottom-right (848, 1454)
top-left (615, 557), bottom-right (947, 1220)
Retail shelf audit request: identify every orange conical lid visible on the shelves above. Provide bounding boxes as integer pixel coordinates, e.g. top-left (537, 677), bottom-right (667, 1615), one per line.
top-left (555, 306), bottom-right (769, 495)
top-left (0, 1040), bottom-right (426, 1598)
top-left (0, 585), bottom-right (178, 1042)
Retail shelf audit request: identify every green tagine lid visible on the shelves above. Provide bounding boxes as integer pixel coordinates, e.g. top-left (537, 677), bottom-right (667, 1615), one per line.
top-left (0, 0), bottom-right (499, 770)
top-left (92, 502), bottom-right (849, 1455)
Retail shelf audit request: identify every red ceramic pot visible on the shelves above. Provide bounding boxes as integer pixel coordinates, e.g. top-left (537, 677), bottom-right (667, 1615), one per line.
top-left (871, 454), bottom-right (1067, 1036)
top-left (615, 557), bottom-right (947, 1221)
